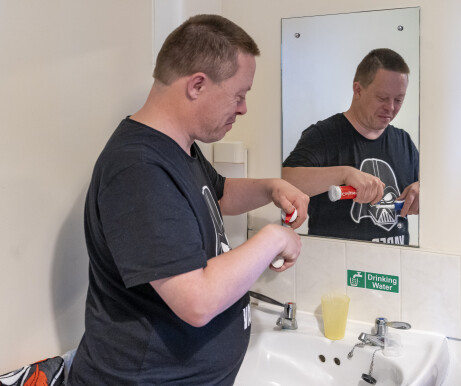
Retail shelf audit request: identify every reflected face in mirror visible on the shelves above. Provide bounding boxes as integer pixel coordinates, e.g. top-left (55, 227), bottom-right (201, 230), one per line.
top-left (351, 69), bottom-right (408, 135)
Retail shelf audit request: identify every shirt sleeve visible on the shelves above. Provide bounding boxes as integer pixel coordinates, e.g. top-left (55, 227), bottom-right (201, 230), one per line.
top-left (98, 162), bottom-right (208, 288)
top-left (194, 143), bottom-right (226, 199)
top-left (282, 124), bottom-right (326, 167)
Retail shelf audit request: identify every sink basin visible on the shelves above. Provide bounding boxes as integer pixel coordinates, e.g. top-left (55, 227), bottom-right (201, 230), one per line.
top-left (234, 304), bottom-right (450, 386)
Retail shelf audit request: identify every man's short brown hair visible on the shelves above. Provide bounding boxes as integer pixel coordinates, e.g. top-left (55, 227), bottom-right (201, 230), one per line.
top-left (153, 14), bottom-right (260, 85)
top-left (354, 48), bottom-right (410, 88)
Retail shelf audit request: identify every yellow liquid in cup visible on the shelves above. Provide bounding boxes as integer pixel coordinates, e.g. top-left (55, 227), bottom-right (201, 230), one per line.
top-left (321, 294), bottom-right (350, 340)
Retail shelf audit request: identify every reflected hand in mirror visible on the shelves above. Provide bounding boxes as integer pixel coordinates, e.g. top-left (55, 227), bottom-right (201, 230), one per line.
top-left (397, 181), bottom-right (420, 217)
top-left (282, 48), bottom-right (419, 246)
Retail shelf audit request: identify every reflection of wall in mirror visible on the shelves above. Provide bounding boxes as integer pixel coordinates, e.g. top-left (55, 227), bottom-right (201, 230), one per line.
top-left (281, 8), bottom-right (420, 246)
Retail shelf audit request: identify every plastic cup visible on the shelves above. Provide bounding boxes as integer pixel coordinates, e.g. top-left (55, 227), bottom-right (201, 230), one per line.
top-left (321, 293), bottom-right (350, 340)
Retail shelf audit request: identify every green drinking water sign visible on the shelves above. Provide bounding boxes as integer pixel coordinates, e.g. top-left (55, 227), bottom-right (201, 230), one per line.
top-left (347, 270), bottom-right (399, 293)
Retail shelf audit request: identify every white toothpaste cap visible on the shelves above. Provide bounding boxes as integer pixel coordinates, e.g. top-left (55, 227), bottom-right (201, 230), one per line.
top-left (271, 258), bottom-right (284, 269)
top-left (328, 185), bottom-right (341, 202)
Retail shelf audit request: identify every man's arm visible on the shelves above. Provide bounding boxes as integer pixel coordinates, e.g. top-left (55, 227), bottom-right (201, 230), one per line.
top-left (282, 165), bottom-right (385, 205)
top-left (150, 223), bottom-right (301, 327)
top-left (218, 178), bottom-right (309, 229)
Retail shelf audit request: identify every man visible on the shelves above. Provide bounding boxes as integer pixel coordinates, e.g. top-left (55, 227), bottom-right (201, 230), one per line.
top-left (68, 14), bottom-right (309, 385)
top-left (283, 48), bottom-right (419, 245)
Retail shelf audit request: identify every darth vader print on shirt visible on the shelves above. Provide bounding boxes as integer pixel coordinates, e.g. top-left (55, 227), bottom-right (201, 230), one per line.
top-left (351, 158), bottom-right (401, 232)
top-left (202, 186), bottom-right (231, 255)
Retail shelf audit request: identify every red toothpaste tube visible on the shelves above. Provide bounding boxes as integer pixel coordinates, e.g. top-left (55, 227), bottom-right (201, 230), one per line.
top-left (328, 185), bottom-right (357, 202)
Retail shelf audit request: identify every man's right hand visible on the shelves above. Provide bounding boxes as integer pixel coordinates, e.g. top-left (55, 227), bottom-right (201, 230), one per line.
top-left (344, 167), bottom-right (385, 205)
top-left (267, 224), bottom-right (302, 272)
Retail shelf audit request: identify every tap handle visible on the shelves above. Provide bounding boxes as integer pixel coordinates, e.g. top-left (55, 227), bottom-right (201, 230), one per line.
top-left (248, 291), bottom-right (284, 307)
top-left (375, 317), bottom-right (411, 336)
top-left (386, 321), bottom-right (411, 330)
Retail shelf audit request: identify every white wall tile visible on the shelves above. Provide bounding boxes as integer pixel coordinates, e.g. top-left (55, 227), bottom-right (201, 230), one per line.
top-left (251, 268), bottom-right (296, 305)
top-left (346, 242), bottom-right (401, 324)
top-left (401, 249), bottom-right (461, 337)
top-left (295, 237), bottom-right (346, 314)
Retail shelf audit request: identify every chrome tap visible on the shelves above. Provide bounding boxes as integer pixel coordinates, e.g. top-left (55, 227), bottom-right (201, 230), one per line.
top-left (248, 291), bottom-right (298, 330)
top-left (348, 317), bottom-right (411, 385)
top-left (358, 317), bottom-right (411, 347)
top-left (277, 302), bottom-right (297, 330)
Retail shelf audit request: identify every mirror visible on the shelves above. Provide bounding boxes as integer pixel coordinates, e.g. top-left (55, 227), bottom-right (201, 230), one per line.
top-left (281, 8), bottom-right (420, 247)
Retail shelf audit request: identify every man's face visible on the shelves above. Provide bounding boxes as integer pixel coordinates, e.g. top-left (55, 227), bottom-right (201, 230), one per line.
top-left (354, 68), bottom-right (408, 132)
top-left (197, 53), bottom-right (256, 143)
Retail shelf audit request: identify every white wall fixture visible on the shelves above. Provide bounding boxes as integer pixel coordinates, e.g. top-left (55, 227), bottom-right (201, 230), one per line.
top-left (213, 142), bottom-right (248, 248)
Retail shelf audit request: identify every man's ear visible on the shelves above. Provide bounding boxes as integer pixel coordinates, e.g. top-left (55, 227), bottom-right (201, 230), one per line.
top-left (186, 73), bottom-right (207, 100)
top-left (352, 81), bottom-right (363, 98)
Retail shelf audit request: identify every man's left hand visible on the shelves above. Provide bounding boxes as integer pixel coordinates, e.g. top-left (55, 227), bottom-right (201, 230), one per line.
top-left (397, 181), bottom-right (419, 217)
top-left (270, 179), bottom-right (310, 229)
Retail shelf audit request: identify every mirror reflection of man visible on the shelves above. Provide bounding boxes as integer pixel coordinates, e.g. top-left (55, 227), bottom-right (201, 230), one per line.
top-left (282, 48), bottom-right (419, 245)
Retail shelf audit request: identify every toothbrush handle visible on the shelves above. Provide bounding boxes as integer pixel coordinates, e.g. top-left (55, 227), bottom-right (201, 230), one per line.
top-left (271, 257), bottom-right (284, 269)
top-left (394, 201), bottom-right (404, 211)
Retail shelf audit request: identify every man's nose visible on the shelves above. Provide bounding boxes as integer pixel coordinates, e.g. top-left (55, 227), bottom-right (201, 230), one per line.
top-left (236, 100), bottom-right (247, 115)
top-left (384, 100), bottom-right (394, 112)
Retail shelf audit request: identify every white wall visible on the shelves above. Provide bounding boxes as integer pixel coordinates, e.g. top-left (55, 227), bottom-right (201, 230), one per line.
top-left (0, 0), bottom-right (153, 374)
top-left (153, 0), bottom-right (222, 58)
top-left (220, 0), bottom-right (461, 255)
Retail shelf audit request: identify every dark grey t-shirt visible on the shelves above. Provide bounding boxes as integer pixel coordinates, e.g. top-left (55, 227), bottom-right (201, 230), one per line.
top-left (68, 118), bottom-right (251, 385)
top-left (283, 113), bottom-right (419, 245)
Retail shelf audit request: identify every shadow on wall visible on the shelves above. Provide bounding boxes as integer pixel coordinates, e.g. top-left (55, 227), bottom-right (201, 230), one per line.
top-left (51, 187), bottom-right (89, 354)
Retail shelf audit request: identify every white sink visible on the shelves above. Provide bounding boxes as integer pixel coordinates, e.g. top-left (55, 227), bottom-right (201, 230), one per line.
top-left (235, 304), bottom-right (450, 386)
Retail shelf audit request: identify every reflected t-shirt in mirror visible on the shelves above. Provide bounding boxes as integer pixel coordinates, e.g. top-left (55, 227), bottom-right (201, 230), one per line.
top-left (283, 113), bottom-right (419, 245)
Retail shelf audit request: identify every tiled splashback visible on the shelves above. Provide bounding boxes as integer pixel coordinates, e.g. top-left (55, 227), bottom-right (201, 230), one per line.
top-left (250, 233), bottom-right (461, 338)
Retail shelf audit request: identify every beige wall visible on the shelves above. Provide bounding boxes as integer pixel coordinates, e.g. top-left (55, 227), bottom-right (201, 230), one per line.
top-left (0, 0), bottom-right (153, 373)
top-left (221, 0), bottom-right (461, 255)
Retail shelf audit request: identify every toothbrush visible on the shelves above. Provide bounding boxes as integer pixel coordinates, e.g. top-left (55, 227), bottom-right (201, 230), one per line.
top-left (374, 200), bottom-right (405, 211)
top-left (271, 208), bottom-right (298, 269)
